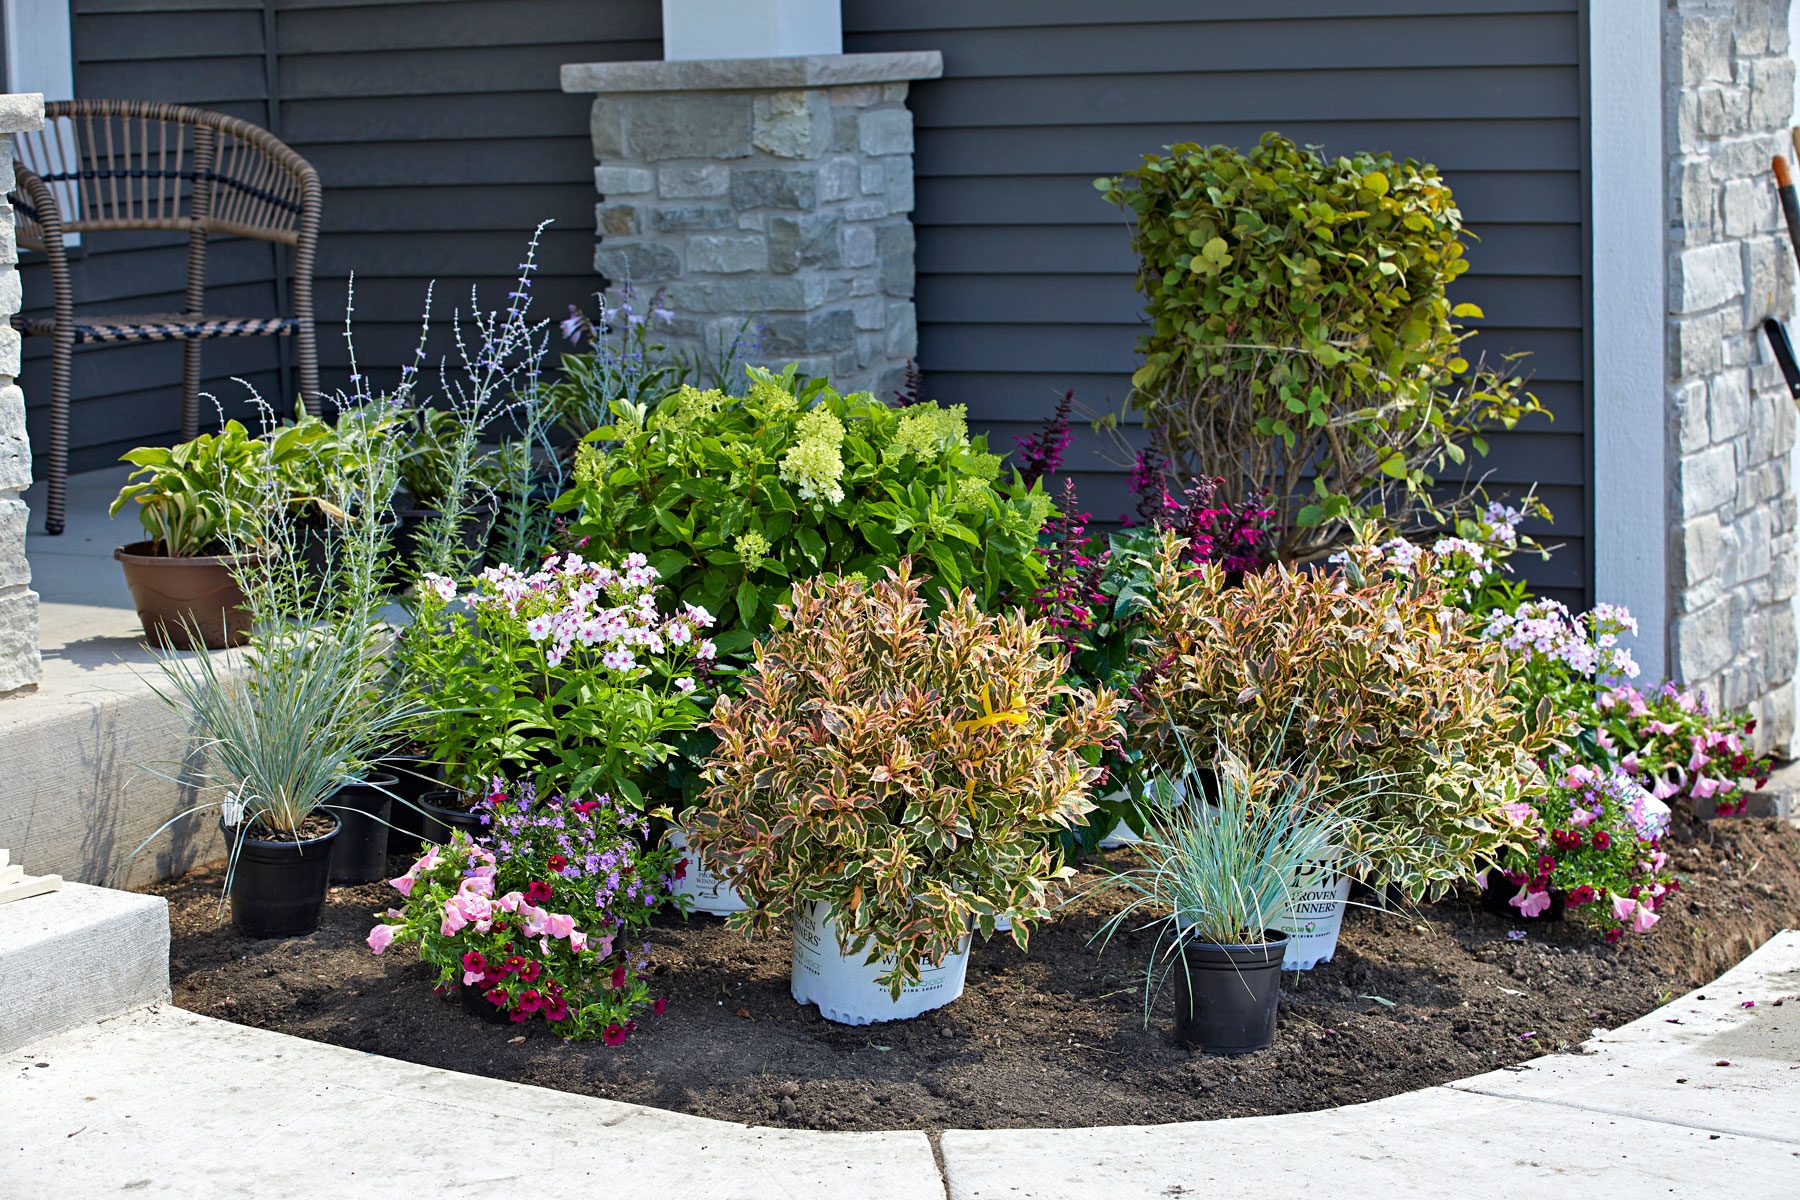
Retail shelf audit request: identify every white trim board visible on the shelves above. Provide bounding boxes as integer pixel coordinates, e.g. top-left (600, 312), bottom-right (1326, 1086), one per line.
top-left (1588, 2), bottom-right (1668, 682)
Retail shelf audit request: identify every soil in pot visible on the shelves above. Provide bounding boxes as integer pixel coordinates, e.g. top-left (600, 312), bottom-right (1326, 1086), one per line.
top-left (419, 788), bottom-right (485, 846)
top-left (154, 817), bottom-right (1800, 1131)
top-left (221, 813), bottom-right (340, 938)
top-left (115, 541), bottom-right (255, 650)
top-left (1170, 932), bottom-right (1288, 1054)
top-left (326, 775), bottom-right (399, 885)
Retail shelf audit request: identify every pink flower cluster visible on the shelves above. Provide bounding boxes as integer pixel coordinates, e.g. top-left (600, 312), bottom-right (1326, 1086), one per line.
top-left (1485, 599), bottom-right (1640, 682)
top-left (425, 551), bottom-right (715, 678)
top-left (367, 844), bottom-right (612, 963)
top-left (1596, 682), bottom-right (1770, 817)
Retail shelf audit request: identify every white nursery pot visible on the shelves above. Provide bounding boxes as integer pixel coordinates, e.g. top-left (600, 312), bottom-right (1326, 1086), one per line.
top-left (669, 829), bottom-right (750, 916)
top-left (1276, 871), bottom-right (1351, 971)
top-left (790, 901), bottom-right (970, 1024)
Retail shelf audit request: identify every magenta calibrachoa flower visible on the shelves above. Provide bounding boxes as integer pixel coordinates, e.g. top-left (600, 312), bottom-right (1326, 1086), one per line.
top-left (368, 783), bottom-right (676, 1040)
top-left (1489, 763), bottom-right (1675, 942)
top-left (402, 551), bottom-right (712, 800)
top-left (1594, 683), bottom-right (1771, 817)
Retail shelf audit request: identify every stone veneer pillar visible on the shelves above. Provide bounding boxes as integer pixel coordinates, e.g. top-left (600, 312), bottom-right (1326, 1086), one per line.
top-left (560, 51), bottom-right (942, 399)
top-left (1664, 3), bottom-right (1796, 750)
top-left (0, 94), bottom-right (43, 695)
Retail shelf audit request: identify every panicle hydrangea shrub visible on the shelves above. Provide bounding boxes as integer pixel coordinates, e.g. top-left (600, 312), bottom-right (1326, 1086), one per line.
top-left (1490, 763), bottom-right (1676, 942)
top-left (367, 782), bottom-right (677, 1042)
top-left (687, 562), bottom-right (1122, 995)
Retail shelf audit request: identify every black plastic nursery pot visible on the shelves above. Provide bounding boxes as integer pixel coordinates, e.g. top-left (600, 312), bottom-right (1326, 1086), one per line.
top-left (378, 754), bottom-right (442, 855)
top-left (221, 816), bottom-right (341, 938)
top-left (326, 774), bottom-right (399, 884)
top-left (459, 982), bottom-right (516, 1025)
top-left (1480, 874), bottom-right (1567, 923)
top-left (1171, 930), bottom-right (1289, 1055)
top-left (420, 788), bottom-right (486, 846)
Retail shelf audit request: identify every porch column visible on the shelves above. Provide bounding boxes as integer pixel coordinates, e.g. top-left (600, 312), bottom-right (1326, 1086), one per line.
top-left (0, 94), bottom-right (43, 695)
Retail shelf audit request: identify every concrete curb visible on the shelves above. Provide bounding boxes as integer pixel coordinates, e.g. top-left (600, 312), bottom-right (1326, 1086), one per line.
top-left (2, 931), bottom-right (1797, 1197)
top-left (0, 882), bottom-right (168, 1053)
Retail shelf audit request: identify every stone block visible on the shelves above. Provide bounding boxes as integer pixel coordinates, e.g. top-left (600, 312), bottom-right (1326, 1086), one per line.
top-left (760, 308), bottom-right (857, 356)
top-left (651, 206), bottom-right (737, 232)
top-left (1679, 443), bottom-right (1738, 517)
top-left (659, 163), bottom-right (730, 198)
top-left (0, 267), bottom-right (18, 319)
top-left (688, 234), bottom-right (767, 274)
top-left (877, 221), bottom-right (916, 296)
top-left (594, 165), bottom-right (655, 196)
top-left (1674, 241), bottom-right (1743, 313)
top-left (884, 302), bottom-right (918, 358)
top-left (858, 108), bottom-right (913, 156)
top-left (0, 325), bottom-right (17, 379)
top-left (767, 213), bottom-right (841, 272)
top-left (1681, 15), bottom-right (1733, 84)
top-left (0, 382), bottom-right (27, 493)
top-left (860, 163), bottom-right (885, 195)
top-left (1675, 158), bottom-right (1717, 239)
top-left (0, 497), bottom-right (25, 588)
top-left (0, 217), bottom-right (15, 269)
top-left (628, 94), bottom-right (753, 161)
top-left (1743, 234), bottom-right (1785, 320)
top-left (831, 110), bottom-right (858, 153)
top-left (827, 84), bottom-right (882, 108)
top-left (596, 203), bottom-right (638, 237)
top-left (853, 297), bottom-right (886, 331)
top-left (0, 883), bottom-right (167, 1053)
top-left (595, 242), bottom-right (683, 284)
top-left (1674, 310), bottom-right (1726, 378)
top-left (666, 274), bottom-right (826, 315)
top-left (1720, 177), bottom-right (1775, 239)
top-left (842, 223), bottom-right (877, 268)
top-left (589, 101), bottom-right (626, 158)
top-left (1677, 513), bottom-right (1724, 588)
top-left (1748, 55), bottom-right (1794, 129)
top-left (1674, 598), bottom-right (1733, 681)
top-left (1675, 379), bottom-right (1711, 453)
top-left (753, 90), bottom-right (831, 159)
top-left (1695, 83), bottom-right (1750, 139)
top-left (820, 158), bottom-right (858, 202)
top-left (1708, 371), bottom-right (1750, 441)
top-left (884, 156), bottom-right (915, 214)
top-left (732, 167), bottom-right (817, 211)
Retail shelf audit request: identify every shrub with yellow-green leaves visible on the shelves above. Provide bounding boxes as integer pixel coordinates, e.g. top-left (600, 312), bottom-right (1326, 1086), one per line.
top-left (1128, 534), bottom-right (1560, 901)
top-left (687, 563), bottom-right (1122, 995)
top-left (551, 365), bottom-right (1051, 668)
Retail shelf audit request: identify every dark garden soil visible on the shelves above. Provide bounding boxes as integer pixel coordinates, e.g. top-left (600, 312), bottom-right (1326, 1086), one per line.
top-left (150, 817), bottom-right (1800, 1131)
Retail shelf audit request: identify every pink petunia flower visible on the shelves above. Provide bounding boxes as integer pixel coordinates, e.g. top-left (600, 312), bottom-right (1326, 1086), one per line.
top-left (1513, 888), bottom-right (1553, 918)
top-left (366, 923), bottom-right (397, 954)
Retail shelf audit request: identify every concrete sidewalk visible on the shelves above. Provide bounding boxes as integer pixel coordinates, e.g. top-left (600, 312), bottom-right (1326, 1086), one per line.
top-left (5, 933), bottom-right (1800, 1198)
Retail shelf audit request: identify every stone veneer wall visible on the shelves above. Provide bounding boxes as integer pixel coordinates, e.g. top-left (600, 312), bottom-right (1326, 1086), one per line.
top-left (1667, 1), bottom-right (1797, 751)
top-left (0, 95), bottom-right (42, 696)
top-left (562, 52), bottom-right (942, 400)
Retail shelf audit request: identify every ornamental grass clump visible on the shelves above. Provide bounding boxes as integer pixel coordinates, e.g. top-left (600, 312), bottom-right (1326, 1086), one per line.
top-left (1128, 534), bottom-right (1559, 901)
top-left (688, 562), bottom-right (1122, 995)
top-left (367, 781), bottom-right (676, 1041)
top-left (551, 364), bottom-right (1050, 666)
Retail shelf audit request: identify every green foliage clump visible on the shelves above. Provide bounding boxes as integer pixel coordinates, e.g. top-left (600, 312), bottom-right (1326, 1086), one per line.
top-left (552, 365), bottom-right (1051, 663)
top-left (689, 564), bottom-right (1121, 995)
top-left (1097, 133), bottom-right (1544, 560)
top-left (1127, 535), bottom-right (1559, 901)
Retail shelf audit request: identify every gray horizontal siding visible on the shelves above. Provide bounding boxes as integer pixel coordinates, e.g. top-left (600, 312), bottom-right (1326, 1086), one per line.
top-left (17, 0), bottom-right (656, 479)
top-left (845, 0), bottom-right (1591, 605)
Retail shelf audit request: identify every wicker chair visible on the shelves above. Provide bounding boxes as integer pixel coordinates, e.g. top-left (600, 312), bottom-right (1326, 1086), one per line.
top-left (9, 101), bottom-right (321, 535)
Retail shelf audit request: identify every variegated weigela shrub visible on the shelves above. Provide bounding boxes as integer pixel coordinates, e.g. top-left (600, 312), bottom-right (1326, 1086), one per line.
top-left (687, 564), bottom-right (1122, 995)
top-left (1128, 535), bottom-right (1559, 901)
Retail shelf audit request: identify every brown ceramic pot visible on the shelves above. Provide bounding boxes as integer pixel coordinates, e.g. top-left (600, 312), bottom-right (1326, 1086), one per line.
top-left (114, 540), bottom-right (255, 650)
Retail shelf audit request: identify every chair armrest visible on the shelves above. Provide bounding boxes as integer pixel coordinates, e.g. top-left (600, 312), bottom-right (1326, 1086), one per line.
top-left (9, 165), bottom-right (73, 321)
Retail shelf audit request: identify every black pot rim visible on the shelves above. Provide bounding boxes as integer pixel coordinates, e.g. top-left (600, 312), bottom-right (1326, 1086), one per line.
top-left (337, 772), bottom-right (401, 790)
top-left (219, 812), bottom-right (341, 850)
top-left (420, 787), bottom-right (478, 814)
top-left (1183, 928), bottom-right (1290, 954)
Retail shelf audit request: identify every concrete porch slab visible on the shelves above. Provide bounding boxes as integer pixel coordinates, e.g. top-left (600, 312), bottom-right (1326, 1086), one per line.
top-left (0, 882), bottom-right (169, 1053)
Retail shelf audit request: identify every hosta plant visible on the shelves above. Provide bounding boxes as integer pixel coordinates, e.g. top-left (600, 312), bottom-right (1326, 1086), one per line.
top-left (551, 365), bottom-right (1051, 665)
top-left (1127, 534), bottom-right (1559, 901)
top-left (111, 418), bottom-right (325, 557)
top-left (367, 782), bottom-right (677, 1041)
top-left (398, 553), bottom-right (712, 801)
top-left (687, 563), bottom-right (1122, 995)
top-left (1592, 684), bottom-right (1770, 817)
top-left (1488, 763), bottom-right (1675, 942)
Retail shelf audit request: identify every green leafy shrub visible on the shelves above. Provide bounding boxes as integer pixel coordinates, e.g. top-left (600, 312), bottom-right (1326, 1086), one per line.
top-left (552, 365), bottom-right (1051, 663)
top-left (1127, 534), bottom-right (1559, 900)
top-left (1097, 133), bottom-right (1544, 561)
top-left (688, 564), bottom-right (1122, 994)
